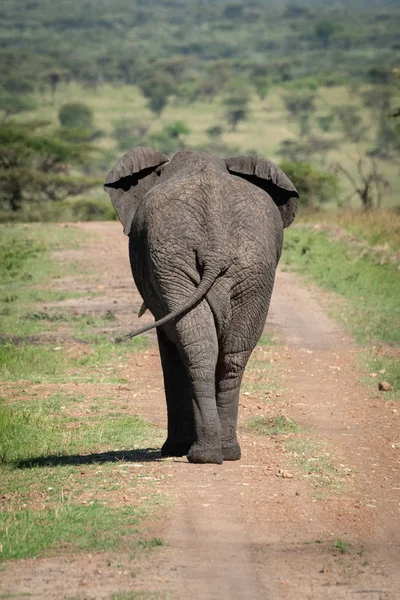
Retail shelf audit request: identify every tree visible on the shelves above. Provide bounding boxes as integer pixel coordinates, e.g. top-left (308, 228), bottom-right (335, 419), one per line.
top-left (59, 103), bottom-right (93, 129)
top-left (361, 86), bottom-right (393, 117)
top-left (373, 112), bottom-right (400, 157)
top-left (334, 157), bottom-right (390, 210)
top-left (163, 121), bottom-right (191, 142)
top-left (48, 72), bottom-right (61, 98)
top-left (314, 21), bottom-right (339, 48)
top-left (249, 65), bottom-right (271, 101)
top-left (113, 118), bottom-right (151, 151)
top-left (223, 83), bottom-right (251, 131)
top-left (223, 4), bottom-right (243, 20)
top-left (277, 136), bottom-right (338, 164)
top-left (279, 162), bottom-right (339, 207)
top-left (224, 97), bottom-right (249, 131)
top-left (148, 122), bottom-right (191, 155)
top-left (0, 122), bottom-right (98, 212)
top-left (0, 89), bottom-right (36, 121)
top-left (332, 105), bottom-right (368, 143)
top-left (206, 125), bottom-right (224, 139)
top-left (282, 90), bottom-right (316, 136)
top-left (2, 77), bottom-right (34, 95)
top-left (138, 71), bottom-right (175, 117)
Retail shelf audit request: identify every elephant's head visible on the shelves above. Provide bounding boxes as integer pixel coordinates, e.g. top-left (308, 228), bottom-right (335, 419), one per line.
top-left (224, 155), bottom-right (299, 228)
top-left (104, 146), bottom-right (169, 235)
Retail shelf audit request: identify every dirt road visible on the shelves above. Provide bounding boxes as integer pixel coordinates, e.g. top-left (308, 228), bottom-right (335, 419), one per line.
top-left (2, 222), bottom-right (399, 599)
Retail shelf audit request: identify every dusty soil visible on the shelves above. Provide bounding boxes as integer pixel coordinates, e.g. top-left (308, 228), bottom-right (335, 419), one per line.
top-left (1, 221), bottom-right (399, 600)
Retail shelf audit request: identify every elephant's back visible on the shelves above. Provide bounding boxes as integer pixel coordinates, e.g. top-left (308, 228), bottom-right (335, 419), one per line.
top-left (134, 167), bottom-right (283, 268)
top-left (219, 172), bottom-right (284, 262)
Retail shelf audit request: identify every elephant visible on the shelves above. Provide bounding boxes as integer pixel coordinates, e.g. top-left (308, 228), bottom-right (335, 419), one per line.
top-left (105, 147), bottom-right (298, 464)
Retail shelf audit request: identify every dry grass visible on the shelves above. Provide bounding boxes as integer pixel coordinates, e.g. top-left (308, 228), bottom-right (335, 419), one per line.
top-left (298, 208), bottom-right (400, 251)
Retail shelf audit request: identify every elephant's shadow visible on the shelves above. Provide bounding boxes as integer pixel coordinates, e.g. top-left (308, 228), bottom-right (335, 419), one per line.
top-left (14, 448), bottom-right (162, 469)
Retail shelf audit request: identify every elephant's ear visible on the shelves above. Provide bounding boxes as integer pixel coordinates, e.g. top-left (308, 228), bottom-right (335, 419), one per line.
top-left (225, 155), bottom-right (299, 228)
top-left (104, 146), bottom-right (169, 235)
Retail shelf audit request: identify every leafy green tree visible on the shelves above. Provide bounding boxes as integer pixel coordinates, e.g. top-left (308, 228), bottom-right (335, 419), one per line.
top-left (280, 162), bottom-right (339, 207)
top-left (0, 89), bottom-right (36, 121)
top-left (113, 118), bottom-right (151, 151)
top-left (59, 103), bottom-right (93, 129)
top-left (138, 71), bottom-right (175, 117)
top-left (2, 77), bottom-right (34, 95)
top-left (0, 122), bottom-right (97, 212)
top-left (361, 86), bottom-right (393, 120)
top-left (282, 90), bottom-right (316, 136)
top-left (278, 137), bottom-right (338, 164)
top-left (332, 105), bottom-right (367, 143)
top-left (224, 98), bottom-right (249, 131)
top-left (373, 113), bottom-right (400, 157)
top-left (148, 122), bottom-right (191, 155)
top-left (163, 121), bottom-right (190, 141)
top-left (48, 72), bottom-right (62, 97)
top-left (317, 114), bottom-right (335, 132)
top-left (249, 65), bottom-right (271, 101)
top-left (206, 125), bottom-right (224, 139)
top-left (367, 67), bottom-right (394, 86)
top-left (223, 83), bottom-right (251, 131)
top-left (314, 21), bottom-right (340, 48)
top-left (223, 4), bottom-right (243, 21)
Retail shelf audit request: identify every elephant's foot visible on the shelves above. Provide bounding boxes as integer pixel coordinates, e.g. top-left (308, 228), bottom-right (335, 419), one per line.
top-left (187, 443), bottom-right (223, 465)
top-left (222, 440), bottom-right (241, 461)
top-left (161, 438), bottom-right (193, 458)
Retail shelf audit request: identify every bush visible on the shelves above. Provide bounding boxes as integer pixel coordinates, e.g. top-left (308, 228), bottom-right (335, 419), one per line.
top-left (59, 103), bottom-right (94, 129)
top-left (70, 198), bottom-right (117, 222)
top-left (280, 162), bottom-right (340, 207)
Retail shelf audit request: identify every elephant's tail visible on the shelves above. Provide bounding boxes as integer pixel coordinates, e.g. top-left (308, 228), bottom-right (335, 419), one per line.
top-left (115, 264), bottom-right (224, 343)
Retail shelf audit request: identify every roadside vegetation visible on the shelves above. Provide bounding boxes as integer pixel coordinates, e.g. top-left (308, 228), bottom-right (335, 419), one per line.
top-left (282, 226), bottom-right (400, 398)
top-left (0, 225), bottom-right (165, 565)
top-left (0, 391), bottom-right (164, 561)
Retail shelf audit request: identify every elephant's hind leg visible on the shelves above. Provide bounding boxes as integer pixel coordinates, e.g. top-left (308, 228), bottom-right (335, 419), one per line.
top-left (157, 329), bottom-right (195, 457)
top-left (216, 281), bottom-right (272, 461)
top-left (171, 302), bottom-right (223, 465)
top-left (216, 349), bottom-right (252, 461)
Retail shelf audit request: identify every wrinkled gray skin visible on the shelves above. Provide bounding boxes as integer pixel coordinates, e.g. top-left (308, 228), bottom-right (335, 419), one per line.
top-left (105, 147), bottom-right (299, 464)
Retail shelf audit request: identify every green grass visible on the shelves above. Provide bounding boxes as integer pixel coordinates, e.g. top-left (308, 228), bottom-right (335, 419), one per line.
top-left (110, 592), bottom-right (163, 600)
top-left (333, 539), bottom-right (351, 555)
top-left (64, 591), bottom-right (163, 600)
top-left (283, 228), bottom-right (400, 345)
top-left (256, 332), bottom-right (276, 348)
top-left (0, 224), bottom-right (167, 567)
top-left (247, 415), bottom-right (300, 436)
top-left (0, 394), bottom-right (161, 465)
top-left (0, 502), bottom-right (142, 561)
top-left (16, 308), bottom-right (121, 341)
top-left (0, 388), bottom-right (165, 562)
top-left (0, 224), bottom-right (92, 339)
top-left (135, 538), bottom-right (164, 550)
top-left (0, 337), bottom-right (147, 383)
top-left (285, 437), bottom-right (345, 489)
top-left (282, 226), bottom-right (400, 398)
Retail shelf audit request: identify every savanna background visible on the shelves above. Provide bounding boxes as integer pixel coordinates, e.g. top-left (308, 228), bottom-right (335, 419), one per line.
top-left (1, 1), bottom-right (399, 598)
